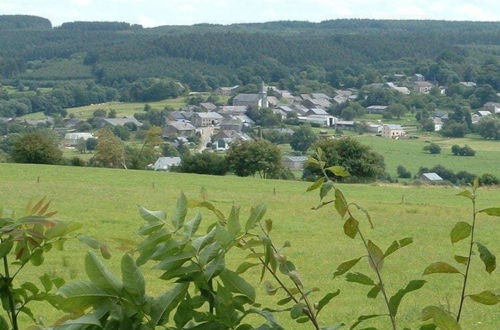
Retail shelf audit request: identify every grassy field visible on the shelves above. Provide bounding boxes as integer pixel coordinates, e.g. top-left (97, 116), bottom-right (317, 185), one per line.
top-left (353, 134), bottom-right (500, 179)
top-left (0, 163), bottom-right (498, 329)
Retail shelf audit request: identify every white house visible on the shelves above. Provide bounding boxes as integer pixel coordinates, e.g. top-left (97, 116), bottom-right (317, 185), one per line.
top-left (420, 172), bottom-right (443, 183)
top-left (382, 124), bottom-right (406, 139)
top-left (153, 157), bottom-right (181, 171)
top-left (64, 132), bottom-right (94, 146)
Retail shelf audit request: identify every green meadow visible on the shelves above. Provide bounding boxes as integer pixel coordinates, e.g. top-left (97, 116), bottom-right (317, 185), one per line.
top-left (0, 163), bottom-right (498, 329)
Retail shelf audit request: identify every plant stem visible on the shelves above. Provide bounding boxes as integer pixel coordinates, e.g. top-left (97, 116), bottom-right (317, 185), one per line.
top-left (456, 194), bottom-right (476, 322)
top-left (2, 253), bottom-right (18, 330)
top-left (357, 228), bottom-right (397, 330)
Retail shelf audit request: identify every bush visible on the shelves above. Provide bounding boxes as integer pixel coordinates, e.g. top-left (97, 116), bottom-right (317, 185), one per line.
top-left (441, 121), bottom-right (468, 137)
top-left (476, 116), bottom-right (500, 140)
top-left (11, 132), bottom-right (62, 164)
top-left (451, 144), bottom-right (475, 156)
top-left (423, 143), bottom-right (441, 154)
top-left (178, 151), bottom-right (228, 175)
top-left (86, 137), bottom-right (98, 151)
top-left (397, 165), bottom-right (412, 178)
top-left (70, 156), bottom-right (86, 166)
top-left (290, 125), bottom-right (317, 153)
top-left (479, 173), bottom-right (499, 186)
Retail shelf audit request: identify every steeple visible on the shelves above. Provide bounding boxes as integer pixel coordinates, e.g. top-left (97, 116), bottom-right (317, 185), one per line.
top-left (259, 81), bottom-right (268, 109)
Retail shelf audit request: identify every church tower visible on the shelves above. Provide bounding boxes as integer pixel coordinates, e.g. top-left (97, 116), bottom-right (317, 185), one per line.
top-left (259, 81), bottom-right (268, 109)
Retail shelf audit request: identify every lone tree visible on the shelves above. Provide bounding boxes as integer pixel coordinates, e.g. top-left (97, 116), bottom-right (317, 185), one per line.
top-left (304, 137), bottom-right (386, 182)
top-left (227, 139), bottom-right (283, 178)
top-left (290, 125), bottom-right (317, 153)
top-left (11, 132), bottom-right (62, 164)
top-left (92, 127), bottom-right (125, 168)
top-left (476, 116), bottom-right (500, 140)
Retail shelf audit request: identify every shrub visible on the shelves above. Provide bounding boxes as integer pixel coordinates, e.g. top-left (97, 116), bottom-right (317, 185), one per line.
top-left (423, 143), bottom-right (441, 154)
top-left (441, 121), bottom-right (468, 137)
top-left (178, 151), bottom-right (228, 175)
top-left (451, 144), bottom-right (475, 156)
top-left (476, 116), bottom-right (500, 140)
top-left (70, 156), bottom-right (85, 166)
top-left (11, 132), bottom-right (62, 164)
top-left (397, 165), bottom-right (412, 178)
top-left (479, 173), bottom-right (499, 186)
top-left (290, 125), bottom-right (317, 153)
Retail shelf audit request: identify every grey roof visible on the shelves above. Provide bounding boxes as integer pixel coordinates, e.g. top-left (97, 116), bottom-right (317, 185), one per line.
top-left (168, 121), bottom-right (196, 131)
top-left (101, 116), bottom-right (142, 127)
top-left (284, 156), bottom-right (308, 162)
top-left (233, 94), bottom-right (261, 103)
top-left (218, 106), bottom-right (248, 114)
top-left (367, 105), bottom-right (388, 110)
top-left (195, 112), bottom-right (223, 119)
top-left (305, 98), bottom-right (331, 108)
top-left (310, 93), bottom-right (331, 100)
top-left (200, 102), bottom-right (217, 111)
top-left (307, 108), bottom-right (329, 116)
top-left (384, 124), bottom-right (403, 130)
top-left (154, 157), bottom-right (181, 171)
top-left (414, 81), bottom-right (434, 87)
top-left (332, 95), bottom-right (347, 104)
top-left (277, 105), bottom-right (294, 113)
top-left (421, 172), bottom-right (443, 181)
top-left (231, 115), bottom-right (255, 125)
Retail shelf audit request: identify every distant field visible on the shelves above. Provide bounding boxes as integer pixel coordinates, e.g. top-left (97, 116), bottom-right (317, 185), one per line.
top-left (0, 163), bottom-right (498, 329)
top-left (354, 134), bottom-right (500, 178)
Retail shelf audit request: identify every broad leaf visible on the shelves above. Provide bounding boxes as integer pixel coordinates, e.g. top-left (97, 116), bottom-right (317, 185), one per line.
top-left (454, 255), bottom-right (469, 265)
top-left (57, 281), bottom-right (115, 312)
top-left (139, 206), bottom-right (166, 223)
top-left (346, 272), bottom-right (375, 286)
top-left (59, 313), bottom-right (102, 326)
top-left (0, 316), bottom-right (8, 330)
top-left (423, 262), bottom-right (462, 275)
top-left (0, 240), bottom-right (13, 258)
top-left (219, 269), bottom-right (256, 301)
top-left (367, 285), bottom-right (381, 299)
top-left (227, 206), bottom-right (241, 237)
top-left (468, 290), bottom-right (498, 305)
top-left (316, 290), bottom-right (340, 315)
top-left (320, 181), bottom-right (334, 200)
top-left (150, 283), bottom-right (189, 326)
top-left (121, 254), bottom-right (145, 299)
top-left (172, 193), bottom-right (188, 229)
top-left (245, 204), bottom-right (267, 232)
top-left (343, 217), bottom-right (358, 239)
top-left (450, 222), bottom-right (471, 244)
top-left (479, 207), bottom-right (500, 217)
top-left (334, 189), bottom-right (348, 217)
top-left (333, 257), bottom-right (362, 279)
top-left (84, 251), bottom-right (122, 293)
top-left (421, 306), bottom-right (461, 330)
top-left (236, 262), bottom-right (260, 274)
top-left (184, 213), bottom-right (202, 239)
top-left (290, 303), bottom-right (306, 319)
top-left (307, 177), bottom-right (325, 192)
top-left (367, 240), bottom-right (384, 271)
top-left (476, 242), bottom-right (496, 274)
top-left (326, 166), bottom-right (350, 177)
top-left (384, 237), bottom-right (413, 257)
top-left (456, 190), bottom-right (473, 200)
top-left (388, 280), bottom-right (426, 316)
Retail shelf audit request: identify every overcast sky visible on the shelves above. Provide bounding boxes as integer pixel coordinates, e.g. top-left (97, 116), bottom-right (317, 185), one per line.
top-left (1, 0), bottom-right (499, 27)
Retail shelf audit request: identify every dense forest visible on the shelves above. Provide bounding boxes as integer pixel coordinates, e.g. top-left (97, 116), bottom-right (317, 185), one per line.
top-left (0, 15), bottom-right (499, 117)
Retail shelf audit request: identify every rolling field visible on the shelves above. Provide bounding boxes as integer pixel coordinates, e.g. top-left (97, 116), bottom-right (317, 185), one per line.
top-left (0, 163), bottom-right (499, 329)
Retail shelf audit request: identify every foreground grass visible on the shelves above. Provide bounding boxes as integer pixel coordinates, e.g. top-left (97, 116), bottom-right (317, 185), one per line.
top-left (0, 163), bottom-right (498, 329)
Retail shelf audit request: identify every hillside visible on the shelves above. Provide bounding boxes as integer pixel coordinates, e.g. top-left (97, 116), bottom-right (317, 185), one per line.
top-left (0, 163), bottom-right (498, 329)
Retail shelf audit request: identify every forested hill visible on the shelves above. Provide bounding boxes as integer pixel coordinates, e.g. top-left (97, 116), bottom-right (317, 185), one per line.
top-left (0, 15), bottom-right (499, 97)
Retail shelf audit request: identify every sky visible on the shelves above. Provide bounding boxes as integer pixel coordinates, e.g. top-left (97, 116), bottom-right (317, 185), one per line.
top-left (1, 0), bottom-right (499, 27)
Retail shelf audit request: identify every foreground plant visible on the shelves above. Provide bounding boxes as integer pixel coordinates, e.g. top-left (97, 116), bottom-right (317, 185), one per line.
top-left (307, 149), bottom-right (425, 330)
top-left (0, 199), bottom-right (81, 330)
top-left (421, 179), bottom-right (499, 329)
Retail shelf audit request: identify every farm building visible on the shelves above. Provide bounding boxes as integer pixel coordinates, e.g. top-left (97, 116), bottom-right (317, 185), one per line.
top-left (382, 124), bottom-right (406, 139)
top-left (64, 132), bottom-right (94, 146)
top-left (283, 156), bottom-right (308, 171)
top-left (153, 157), bottom-right (181, 171)
top-left (420, 172), bottom-right (444, 183)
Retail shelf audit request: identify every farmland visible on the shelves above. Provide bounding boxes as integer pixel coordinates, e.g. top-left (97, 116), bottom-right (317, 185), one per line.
top-left (0, 163), bottom-right (498, 329)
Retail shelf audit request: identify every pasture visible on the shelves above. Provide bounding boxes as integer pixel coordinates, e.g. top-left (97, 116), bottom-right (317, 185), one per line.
top-left (0, 163), bottom-right (498, 329)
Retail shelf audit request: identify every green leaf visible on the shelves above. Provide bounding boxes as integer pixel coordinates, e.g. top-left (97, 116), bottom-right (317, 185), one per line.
top-left (479, 207), bottom-right (500, 217)
top-left (0, 240), bottom-right (13, 258)
top-left (468, 290), bottom-right (498, 305)
top-left (60, 313), bottom-right (102, 326)
top-left (334, 189), bottom-right (348, 217)
top-left (154, 251), bottom-right (195, 271)
top-left (84, 251), bottom-right (122, 293)
top-left (307, 177), bottom-right (325, 192)
top-left (192, 227), bottom-right (217, 252)
top-left (139, 206), bottom-right (166, 223)
top-left (203, 252), bottom-right (225, 280)
top-left (316, 290), bottom-right (340, 315)
top-left (384, 237), bottom-right (413, 257)
top-left (343, 217), bottom-right (359, 239)
top-left (421, 306), bottom-right (461, 330)
top-left (423, 262), bottom-right (462, 275)
top-left (121, 254), bottom-right (145, 299)
top-left (454, 255), bottom-right (469, 265)
top-left (0, 316), bottom-right (8, 330)
top-left (265, 219), bottom-right (273, 233)
top-left (277, 296), bottom-right (294, 306)
top-left (456, 190), bottom-right (473, 200)
top-left (245, 204), bottom-right (267, 232)
top-left (290, 303), bottom-right (306, 319)
top-left (476, 242), bottom-right (496, 274)
top-left (184, 213), bottom-right (202, 239)
top-left (227, 206), bottom-right (241, 237)
top-left (172, 193), bottom-right (188, 229)
top-left (367, 240), bottom-right (384, 271)
top-left (150, 283), bottom-right (189, 326)
top-left (326, 166), bottom-right (350, 177)
top-left (450, 222), bottom-right (471, 244)
top-left (367, 285), bottom-right (381, 299)
top-left (77, 235), bottom-right (100, 249)
top-left (349, 314), bottom-right (384, 329)
top-left (320, 181), bottom-right (334, 200)
top-left (346, 272), bottom-right (375, 286)
top-left (219, 269), bottom-right (256, 301)
top-left (333, 257), bottom-right (362, 279)
top-left (57, 281), bottom-right (115, 312)
top-left (388, 280), bottom-right (426, 316)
